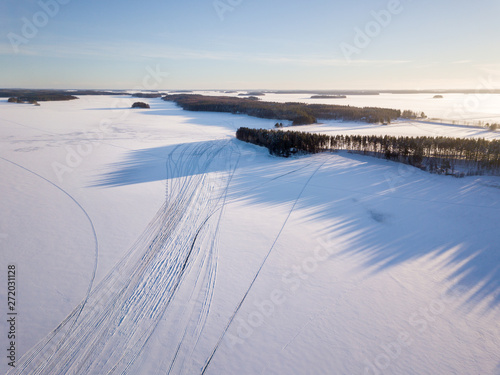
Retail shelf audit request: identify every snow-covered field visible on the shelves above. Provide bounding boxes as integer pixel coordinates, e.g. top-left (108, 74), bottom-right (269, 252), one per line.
top-left (1, 94), bottom-right (499, 374)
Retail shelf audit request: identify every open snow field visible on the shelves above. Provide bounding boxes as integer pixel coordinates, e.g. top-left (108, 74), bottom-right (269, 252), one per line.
top-left (1, 95), bottom-right (500, 374)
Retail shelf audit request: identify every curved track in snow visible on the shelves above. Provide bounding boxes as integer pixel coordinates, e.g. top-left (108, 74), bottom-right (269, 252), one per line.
top-left (0, 156), bottom-right (100, 363)
top-left (8, 139), bottom-right (240, 375)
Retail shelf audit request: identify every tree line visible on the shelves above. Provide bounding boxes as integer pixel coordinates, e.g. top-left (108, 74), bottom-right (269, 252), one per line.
top-left (236, 127), bottom-right (500, 176)
top-left (0, 89), bottom-right (130, 101)
top-left (5, 93), bottom-right (77, 102)
top-left (163, 94), bottom-right (423, 125)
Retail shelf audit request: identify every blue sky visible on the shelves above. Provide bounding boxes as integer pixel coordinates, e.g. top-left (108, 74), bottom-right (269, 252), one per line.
top-left (1, 0), bottom-right (499, 90)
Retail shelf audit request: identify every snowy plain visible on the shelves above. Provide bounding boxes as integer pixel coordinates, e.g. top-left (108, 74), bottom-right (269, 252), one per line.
top-left (0, 94), bottom-right (499, 374)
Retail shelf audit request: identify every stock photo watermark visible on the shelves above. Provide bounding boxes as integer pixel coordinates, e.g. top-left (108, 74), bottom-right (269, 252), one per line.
top-left (363, 285), bottom-right (467, 375)
top-left (6, 264), bottom-right (17, 368)
top-left (224, 235), bottom-right (337, 349)
top-left (8, 0), bottom-right (71, 53)
top-left (51, 65), bottom-right (169, 183)
top-left (384, 162), bottom-right (416, 193)
top-left (443, 73), bottom-right (500, 127)
top-left (340, 0), bottom-right (409, 61)
top-left (213, 0), bottom-right (243, 21)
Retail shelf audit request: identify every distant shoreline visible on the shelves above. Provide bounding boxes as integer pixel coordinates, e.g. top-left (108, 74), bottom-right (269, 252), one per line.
top-left (310, 95), bottom-right (347, 99)
top-left (3, 88), bottom-right (500, 95)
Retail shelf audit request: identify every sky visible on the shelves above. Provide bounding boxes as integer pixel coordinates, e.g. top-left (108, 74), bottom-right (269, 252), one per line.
top-left (1, 0), bottom-right (499, 90)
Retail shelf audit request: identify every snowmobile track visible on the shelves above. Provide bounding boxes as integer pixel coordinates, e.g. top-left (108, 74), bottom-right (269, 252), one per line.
top-left (8, 139), bottom-right (239, 375)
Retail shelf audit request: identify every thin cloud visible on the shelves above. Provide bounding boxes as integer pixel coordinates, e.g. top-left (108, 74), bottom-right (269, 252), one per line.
top-left (452, 60), bottom-right (473, 64)
top-left (0, 39), bottom-right (410, 68)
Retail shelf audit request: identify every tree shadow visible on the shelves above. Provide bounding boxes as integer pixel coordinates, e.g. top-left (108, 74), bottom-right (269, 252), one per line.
top-left (90, 139), bottom-right (241, 187)
top-left (227, 151), bottom-right (500, 311)
top-left (92, 139), bottom-right (500, 310)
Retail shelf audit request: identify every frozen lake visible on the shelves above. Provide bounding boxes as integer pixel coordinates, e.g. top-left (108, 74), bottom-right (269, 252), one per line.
top-left (1, 95), bottom-right (499, 374)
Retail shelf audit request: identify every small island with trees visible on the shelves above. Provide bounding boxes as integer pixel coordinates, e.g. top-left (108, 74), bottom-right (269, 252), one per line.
top-left (131, 102), bottom-right (150, 109)
top-left (3, 90), bottom-right (78, 103)
top-left (8, 97), bottom-right (40, 106)
top-left (0, 89), bottom-right (138, 102)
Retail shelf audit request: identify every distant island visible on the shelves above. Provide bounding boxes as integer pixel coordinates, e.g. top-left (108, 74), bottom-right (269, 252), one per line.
top-left (131, 102), bottom-right (150, 109)
top-left (132, 93), bottom-right (164, 98)
top-left (433, 95), bottom-right (444, 99)
top-left (7, 97), bottom-right (40, 106)
top-left (264, 89), bottom-right (500, 95)
top-left (2, 90), bottom-right (78, 102)
top-left (238, 92), bottom-right (265, 96)
top-left (163, 94), bottom-right (423, 125)
top-left (310, 95), bottom-right (347, 99)
top-left (266, 90), bottom-right (380, 96)
top-left (0, 89), bottom-right (132, 103)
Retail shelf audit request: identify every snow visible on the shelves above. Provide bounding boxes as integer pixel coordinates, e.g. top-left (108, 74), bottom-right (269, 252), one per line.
top-left (0, 94), bottom-right (499, 374)
top-left (286, 119), bottom-right (500, 140)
